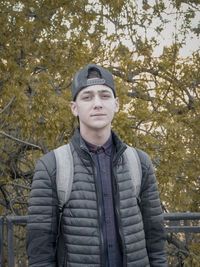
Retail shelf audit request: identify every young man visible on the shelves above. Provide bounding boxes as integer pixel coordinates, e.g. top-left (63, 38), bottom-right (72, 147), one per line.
top-left (26, 64), bottom-right (167, 266)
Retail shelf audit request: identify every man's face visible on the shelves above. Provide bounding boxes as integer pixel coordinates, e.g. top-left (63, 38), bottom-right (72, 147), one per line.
top-left (70, 84), bottom-right (119, 133)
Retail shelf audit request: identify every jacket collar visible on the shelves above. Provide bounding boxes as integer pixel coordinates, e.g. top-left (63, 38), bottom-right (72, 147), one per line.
top-left (71, 127), bottom-right (127, 161)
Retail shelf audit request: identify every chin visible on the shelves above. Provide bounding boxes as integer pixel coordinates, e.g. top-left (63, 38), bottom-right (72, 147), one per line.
top-left (88, 122), bottom-right (109, 130)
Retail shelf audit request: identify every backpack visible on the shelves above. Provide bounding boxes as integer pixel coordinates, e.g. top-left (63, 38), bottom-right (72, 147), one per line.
top-left (54, 143), bottom-right (142, 211)
top-left (53, 143), bottom-right (142, 266)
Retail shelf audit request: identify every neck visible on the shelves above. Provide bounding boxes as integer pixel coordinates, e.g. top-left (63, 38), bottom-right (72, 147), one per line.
top-left (80, 126), bottom-right (111, 146)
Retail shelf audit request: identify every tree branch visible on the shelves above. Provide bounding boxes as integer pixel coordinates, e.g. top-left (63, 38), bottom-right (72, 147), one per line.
top-left (0, 131), bottom-right (42, 150)
top-left (12, 183), bottom-right (31, 190)
top-left (0, 96), bottom-right (16, 114)
top-left (131, 125), bottom-right (160, 138)
top-left (167, 233), bottom-right (189, 258)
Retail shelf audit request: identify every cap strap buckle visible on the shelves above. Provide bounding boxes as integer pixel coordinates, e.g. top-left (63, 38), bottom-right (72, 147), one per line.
top-left (86, 78), bottom-right (105, 86)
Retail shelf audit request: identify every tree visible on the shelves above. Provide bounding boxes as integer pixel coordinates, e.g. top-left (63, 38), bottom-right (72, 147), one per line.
top-left (0, 0), bottom-right (199, 265)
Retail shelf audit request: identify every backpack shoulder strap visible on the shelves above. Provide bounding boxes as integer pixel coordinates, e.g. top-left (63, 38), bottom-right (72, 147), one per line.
top-left (54, 143), bottom-right (74, 211)
top-left (124, 146), bottom-right (142, 198)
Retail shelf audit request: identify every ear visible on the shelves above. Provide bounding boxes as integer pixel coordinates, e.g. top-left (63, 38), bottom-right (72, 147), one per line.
top-left (70, 101), bottom-right (78, 117)
top-left (114, 97), bottom-right (119, 113)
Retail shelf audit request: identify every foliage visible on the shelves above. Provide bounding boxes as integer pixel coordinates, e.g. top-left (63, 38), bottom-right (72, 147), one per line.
top-left (0, 0), bottom-right (200, 265)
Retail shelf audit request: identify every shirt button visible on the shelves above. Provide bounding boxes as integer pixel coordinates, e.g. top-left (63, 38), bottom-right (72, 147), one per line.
top-left (105, 217), bottom-right (111, 223)
top-left (108, 244), bottom-right (113, 248)
top-left (97, 147), bottom-right (102, 153)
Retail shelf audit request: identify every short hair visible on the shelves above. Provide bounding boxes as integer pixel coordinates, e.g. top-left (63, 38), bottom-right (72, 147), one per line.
top-left (87, 68), bottom-right (101, 79)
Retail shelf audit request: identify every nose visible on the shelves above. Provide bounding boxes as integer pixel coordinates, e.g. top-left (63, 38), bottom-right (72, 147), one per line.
top-left (93, 95), bottom-right (102, 109)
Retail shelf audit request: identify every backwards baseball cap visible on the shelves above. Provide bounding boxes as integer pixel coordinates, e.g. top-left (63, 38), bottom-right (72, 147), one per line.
top-left (72, 64), bottom-right (116, 101)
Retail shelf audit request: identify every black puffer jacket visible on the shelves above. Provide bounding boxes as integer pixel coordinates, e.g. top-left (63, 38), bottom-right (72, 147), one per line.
top-left (26, 129), bottom-right (167, 267)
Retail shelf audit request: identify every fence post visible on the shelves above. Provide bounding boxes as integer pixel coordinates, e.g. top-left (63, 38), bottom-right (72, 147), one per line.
top-left (0, 216), bottom-right (4, 267)
top-left (6, 217), bottom-right (15, 267)
top-left (6, 216), bottom-right (28, 267)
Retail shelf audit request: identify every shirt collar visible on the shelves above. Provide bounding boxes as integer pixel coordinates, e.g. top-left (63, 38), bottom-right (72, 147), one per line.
top-left (84, 135), bottom-right (113, 156)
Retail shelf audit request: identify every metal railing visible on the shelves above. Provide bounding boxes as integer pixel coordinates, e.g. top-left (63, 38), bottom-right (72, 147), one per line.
top-left (0, 213), bottom-right (200, 267)
top-left (163, 212), bottom-right (200, 233)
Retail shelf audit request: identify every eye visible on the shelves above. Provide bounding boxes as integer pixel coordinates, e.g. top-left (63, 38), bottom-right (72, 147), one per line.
top-left (102, 94), bottom-right (111, 99)
top-left (82, 95), bottom-right (91, 100)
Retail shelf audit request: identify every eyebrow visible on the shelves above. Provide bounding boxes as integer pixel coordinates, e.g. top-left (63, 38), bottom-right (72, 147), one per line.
top-left (81, 89), bottom-right (112, 95)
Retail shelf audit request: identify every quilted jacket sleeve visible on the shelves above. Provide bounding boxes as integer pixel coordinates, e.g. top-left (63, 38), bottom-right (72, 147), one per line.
top-left (26, 151), bottom-right (59, 267)
top-left (137, 149), bottom-right (167, 267)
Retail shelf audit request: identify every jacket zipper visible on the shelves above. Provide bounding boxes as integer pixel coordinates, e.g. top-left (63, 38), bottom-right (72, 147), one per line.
top-left (92, 163), bottom-right (104, 267)
top-left (112, 148), bottom-right (127, 267)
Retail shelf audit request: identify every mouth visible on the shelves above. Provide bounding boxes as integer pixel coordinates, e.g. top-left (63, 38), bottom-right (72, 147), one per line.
top-left (91, 114), bottom-right (106, 117)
